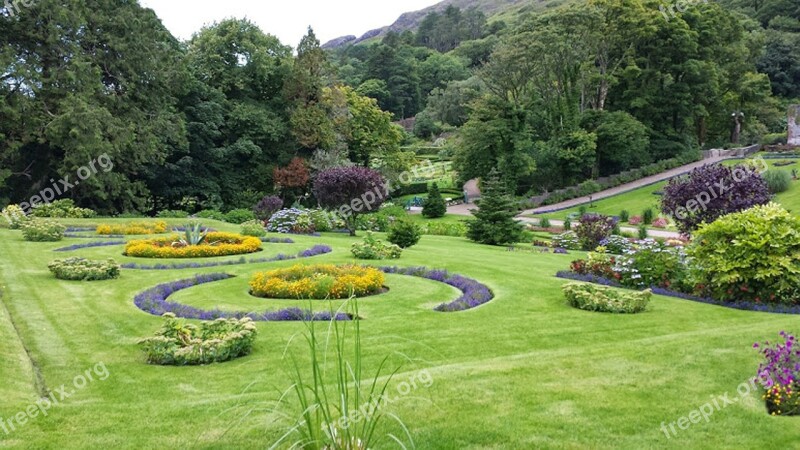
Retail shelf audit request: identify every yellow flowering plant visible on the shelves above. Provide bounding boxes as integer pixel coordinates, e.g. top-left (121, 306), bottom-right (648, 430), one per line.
top-left (97, 221), bottom-right (168, 235)
top-left (124, 232), bottom-right (261, 258)
top-left (250, 264), bottom-right (385, 299)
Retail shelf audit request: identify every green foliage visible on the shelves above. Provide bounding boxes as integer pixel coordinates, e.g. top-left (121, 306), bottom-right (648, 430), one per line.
top-left (638, 224), bottom-right (648, 240)
top-left (350, 232), bottom-right (402, 260)
top-left (579, 110), bottom-right (651, 176)
top-left (574, 214), bottom-right (616, 250)
top-left (619, 210), bottom-right (630, 223)
top-left (413, 111), bottom-right (442, 139)
top-left (763, 169), bottom-right (792, 193)
top-left (1, 205), bottom-right (27, 229)
top-left (138, 313), bottom-right (257, 365)
top-left (562, 283), bottom-right (651, 314)
top-left (21, 219), bottom-right (65, 242)
top-left (30, 200), bottom-right (95, 218)
top-left (224, 208), bottom-right (256, 224)
top-left (156, 210), bottom-right (190, 219)
top-left (196, 209), bottom-right (226, 221)
top-left (421, 221), bottom-right (467, 237)
top-left (422, 182), bottom-right (447, 218)
top-left (762, 132), bottom-right (788, 145)
top-left (177, 222), bottom-right (208, 246)
top-left (539, 217), bottom-right (552, 229)
top-left (239, 220), bottom-right (266, 237)
top-left (387, 220), bottom-right (422, 248)
top-left (563, 217), bottom-right (572, 231)
top-left (466, 169), bottom-right (523, 246)
top-left (48, 258), bottom-right (121, 281)
top-left (642, 208), bottom-right (654, 225)
top-left (552, 231), bottom-right (581, 250)
top-left (688, 203), bottom-right (800, 304)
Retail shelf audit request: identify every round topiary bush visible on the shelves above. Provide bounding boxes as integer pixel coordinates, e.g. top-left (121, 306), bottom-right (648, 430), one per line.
top-left (48, 257), bottom-right (121, 281)
top-left (124, 232), bottom-right (262, 258)
top-left (689, 202), bottom-right (800, 304)
top-left (249, 264), bottom-right (385, 299)
top-left (387, 220), bottom-right (422, 248)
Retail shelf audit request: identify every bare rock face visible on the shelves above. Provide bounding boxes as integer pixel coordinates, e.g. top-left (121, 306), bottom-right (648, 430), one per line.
top-left (321, 35), bottom-right (356, 50)
top-left (790, 105), bottom-right (800, 146)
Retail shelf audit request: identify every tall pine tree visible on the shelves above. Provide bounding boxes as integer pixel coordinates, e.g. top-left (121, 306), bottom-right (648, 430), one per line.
top-left (466, 169), bottom-right (523, 245)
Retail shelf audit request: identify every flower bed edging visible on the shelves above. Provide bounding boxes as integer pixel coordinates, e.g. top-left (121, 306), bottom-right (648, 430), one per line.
top-left (133, 273), bottom-right (352, 321)
top-left (379, 266), bottom-right (494, 312)
top-left (121, 245), bottom-right (332, 270)
top-left (54, 241), bottom-right (125, 252)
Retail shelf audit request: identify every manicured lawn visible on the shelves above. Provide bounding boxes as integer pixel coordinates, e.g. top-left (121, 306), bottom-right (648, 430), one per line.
top-left (0, 218), bottom-right (799, 448)
top-left (531, 156), bottom-right (800, 222)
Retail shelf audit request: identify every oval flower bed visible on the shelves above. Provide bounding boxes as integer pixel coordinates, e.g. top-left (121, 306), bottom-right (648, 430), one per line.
top-left (249, 264), bottom-right (385, 300)
top-left (138, 313), bottom-right (257, 365)
top-left (124, 232), bottom-right (261, 258)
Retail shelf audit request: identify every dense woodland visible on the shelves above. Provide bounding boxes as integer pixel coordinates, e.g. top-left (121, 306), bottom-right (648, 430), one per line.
top-left (1, 0), bottom-right (798, 213)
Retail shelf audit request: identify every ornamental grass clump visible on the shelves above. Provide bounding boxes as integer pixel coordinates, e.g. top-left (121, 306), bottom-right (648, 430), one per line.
top-left (562, 282), bottom-right (650, 313)
top-left (754, 331), bottom-right (800, 416)
top-left (48, 257), bottom-right (120, 281)
top-left (138, 313), bottom-right (257, 365)
top-left (249, 264), bottom-right (385, 300)
top-left (21, 218), bottom-right (66, 241)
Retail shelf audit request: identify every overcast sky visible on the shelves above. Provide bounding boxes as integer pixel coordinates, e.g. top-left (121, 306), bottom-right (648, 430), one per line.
top-left (139, 0), bottom-right (442, 47)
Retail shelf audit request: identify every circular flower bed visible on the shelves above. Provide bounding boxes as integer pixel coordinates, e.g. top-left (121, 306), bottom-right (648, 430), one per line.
top-left (250, 264), bottom-right (385, 299)
top-left (124, 232), bottom-right (261, 258)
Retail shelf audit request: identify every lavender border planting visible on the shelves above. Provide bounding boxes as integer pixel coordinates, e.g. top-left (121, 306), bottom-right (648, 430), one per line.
top-left (261, 237), bottom-right (295, 243)
top-left (121, 245), bottom-right (332, 270)
top-left (133, 273), bottom-right (352, 321)
top-left (54, 241), bottom-right (125, 252)
top-left (555, 271), bottom-right (800, 314)
top-left (379, 266), bottom-right (494, 312)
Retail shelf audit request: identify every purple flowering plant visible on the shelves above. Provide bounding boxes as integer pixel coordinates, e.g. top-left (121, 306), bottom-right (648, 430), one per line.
top-left (754, 331), bottom-right (800, 415)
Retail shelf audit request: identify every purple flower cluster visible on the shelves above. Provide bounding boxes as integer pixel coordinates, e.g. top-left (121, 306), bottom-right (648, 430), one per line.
top-left (379, 266), bottom-right (494, 312)
top-left (754, 332), bottom-right (800, 388)
top-left (556, 271), bottom-right (800, 315)
top-left (65, 227), bottom-right (96, 232)
top-left (54, 241), bottom-right (125, 252)
top-left (133, 273), bottom-right (352, 321)
top-left (121, 245), bottom-right (332, 270)
top-left (260, 237), bottom-right (295, 243)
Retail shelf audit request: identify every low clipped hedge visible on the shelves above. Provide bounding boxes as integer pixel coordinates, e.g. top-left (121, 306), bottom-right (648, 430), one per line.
top-left (563, 282), bottom-right (650, 313)
top-left (124, 232), bottom-right (261, 258)
top-left (138, 313), bottom-right (257, 365)
top-left (250, 264), bottom-right (385, 299)
top-left (48, 257), bottom-right (121, 281)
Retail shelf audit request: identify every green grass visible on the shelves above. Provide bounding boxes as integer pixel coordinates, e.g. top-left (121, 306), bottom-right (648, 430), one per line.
top-left (531, 156), bottom-right (800, 222)
top-left (0, 218), bottom-right (799, 448)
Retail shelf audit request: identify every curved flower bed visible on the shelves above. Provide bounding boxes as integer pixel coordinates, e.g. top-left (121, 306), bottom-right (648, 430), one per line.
top-left (124, 232), bottom-right (262, 259)
top-left (250, 264), bottom-right (385, 300)
top-left (54, 241), bottom-right (125, 252)
top-left (133, 273), bottom-right (353, 321)
top-left (122, 245), bottom-right (332, 270)
top-left (556, 271), bottom-right (800, 314)
top-left (379, 266), bottom-right (494, 312)
top-left (261, 237), bottom-right (295, 244)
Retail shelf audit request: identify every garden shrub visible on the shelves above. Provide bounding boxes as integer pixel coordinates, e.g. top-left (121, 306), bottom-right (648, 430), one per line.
top-left (552, 231), bottom-right (580, 250)
top-left (30, 199), bottom-right (95, 218)
top-left (628, 216), bottom-right (642, 225)
top-left (563, 282), bottom-right (650, 313)
top-left (600, 235), bottom-right (632, 255)
top-left (637, 224), bottom-right (648, 240)
top-left (224, 208), bottom-right (256, 224)
top-left (688, 203), bottom-right (800, 304)
top-left (138, 313), bottom-right (257, 365)
top-left (21, 218), bottom-right (66, 242)
top-left (267, 208), bottom-right (315, 234)
top-left (196, 209), bottom-right (227, 221)
top-left (97, 221), bottom-right (168, 235)
top-left (387, 220), bottom-right (422, 248)
top-left (563, 217), bottom-right (572, 230)
top-left (613, 239), bottom-right (686, 289)
top-left (652, 217), bottom-right (669, 228)
top-left (156, 210), bottom-right (190, 218)
top-left (1, 204), bottom-right (27, 229)
top-left (48, 258), bottom-right (121, 281)
top-left (422, 182), bottom-right (447, 218)
top-left (570, 251), bottom-right (616, 278)
top-left (539, 217), bottom-right (551, 228)
top-left (351, 232), bottom-right (402, 260)
top-left (240, 220), bottom-right (266, 237)
top-left (642, 208), bottom-right (654, 225)
top-left (574, 214), bottom-right (617, 250)
top-left (249, 264), bottom-right (385, 299)
top-left (763, 169), bottom-right (792, 194)
top-left (253, 195), bottom-right (283, 221)
top-left (124, 232), bottom-right (262, 258)
top-left (308, 208), bottom-right (337, 232)
top-left (762, 132), bottom-right (788, 145)
top-left (619, 210), bottom-right (630, 223)
top-left (755, 331), bottom-right (800, 416)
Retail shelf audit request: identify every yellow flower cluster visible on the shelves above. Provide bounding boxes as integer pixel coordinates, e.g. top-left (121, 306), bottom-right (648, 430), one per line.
top-left (249, 264), bottom-right (385, 300)
top-left (97, 221), bottom-right (169, 235)
top-left (124, 232), bottom-right (262, 259)
top-left (763, 383), bottom-right (800, 416)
